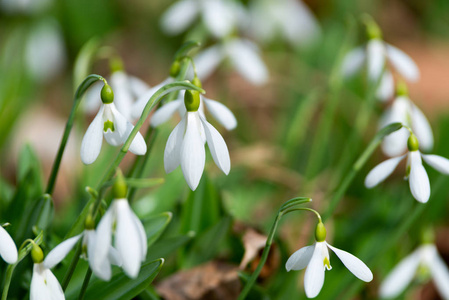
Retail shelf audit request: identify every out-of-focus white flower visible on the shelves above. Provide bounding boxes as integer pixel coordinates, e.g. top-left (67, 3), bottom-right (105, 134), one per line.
top-left (380, 95), bottom-right (433, 157)
top-left (379, 244), bottom-right (449, 300)
top-left (164, 90), bottom-right (230, 190)
top-left (365, 134), bottom-right (449, 203)
top-left (0, 225), bottom-right (18, 264)
top-left (150, 91), bottom-right (237, 131)
top-left (94, 198), bottom-right (147, 280)
top-left (247, 0), bottom-right (320, 47)
top-left (0, 0), bottom-right (50, 15)
top-left (286, 222), bottom-right (373, 298)
top-left (160, 0), bottom-right (243, 38)
top-left (81, 84), bottom-right (147, 165)
top-left (194, 38), bottom-right (268, 85)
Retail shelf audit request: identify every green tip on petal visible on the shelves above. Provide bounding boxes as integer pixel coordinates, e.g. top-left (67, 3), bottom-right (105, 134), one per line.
top-left (103, 120), bottom-right (115, 132)
top-left (396, 81), bottom-right (408, 97)
top-left (101, 84), bottom-right (114, 104)
top-left (315, 221), bottom-right (327, 242)
top-left (170, 60), bottom-right (181, 78)
top-left (184, 90), bottom-right (201, 112)
top-left (112, 170), bottom-right (128, 199)
top-left (407, 133), bottom-right (419, 152)
top-left (31, 243), bottom-right (44, 264)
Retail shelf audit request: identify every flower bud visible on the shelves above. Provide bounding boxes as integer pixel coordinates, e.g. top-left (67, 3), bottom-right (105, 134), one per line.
top-left (407, 134), bottom-right (419, 152)
top-left (170, 60), bottom-right (181, 78)
top-left (112, 171), bottom-right (128, 199)
top-left (315, 221), bottom-right (326, 242)
top-left (31, 243), bottom-right (44, 264)
top-left (184, 90), bottom-right (200, 112)
top-left (396, 81), bottom-right (408, 97)
top-left (363, 15), bottom-right (382, 40)
top-left (101, 83), bottom-right (114, 104)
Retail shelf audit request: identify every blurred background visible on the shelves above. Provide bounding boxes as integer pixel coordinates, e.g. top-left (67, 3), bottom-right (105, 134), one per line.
top-left (1, 0), bottom-right (449, 299)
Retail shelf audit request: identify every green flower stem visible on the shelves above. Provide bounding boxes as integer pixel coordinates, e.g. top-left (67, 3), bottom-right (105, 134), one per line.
top-left (61, 239), bottom-right (83, 290)
top-left (78, 268), bottom-right (93, 300)
top-left (46, 74), bottom-right (105, 195)
top-left (322, 122), bottom-right (403, 222)
top-left (238, 198), bottom-right (312, 300)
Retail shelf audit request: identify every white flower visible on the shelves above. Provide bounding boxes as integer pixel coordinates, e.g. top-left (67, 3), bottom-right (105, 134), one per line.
top-left (286, 241), bottom-right (373, 298)
top-left (93, 198), bottom-right (147, 280)
top-left (379, 244), bottom-right (449, 299)
top-left (0, 225), bottom-right (18, 264)
top-left (84, 71), bottom-right (150, 120)
top-left (194, 38), bottom-right (268, 85)
top-left (365, 138), bottom-right (449, 203)
top-left (43, 230), bottom-right (122, 281)
top-left (150, 92), bottom-right (237, 131)
top-left (247, 0), bottom-right (320, 47)
top-left (30, 263), bottom-right (65, 300)
top-left (341, 39), bottom-right (419, 101)
top-left (164, 108), bottom-right (231, 190)
top-left (160, 0), bottom-right (243, 38)
top-left (380, 96), bottom-right (433, 157)
top-left (80, 102), bottom-right (147, 165)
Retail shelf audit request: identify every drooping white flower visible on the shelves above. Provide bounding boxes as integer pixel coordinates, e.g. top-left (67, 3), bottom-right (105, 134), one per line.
top-left (93, 198), bottom-right (147, 280)
top-left (365, 134), bottom-right (449, 203)
top-left (80, 84), bottom-right (147, 165)
top-left (31, 263), bottom-right (65, 300)
top-left (164, 90), bottom-right (231, 190)
top-left (380, 95), bottom-right (433, 157)
top-left (379, 244), bottom-right (449, 300)
top-left (0, 225), bottom-right (18, 264)
top-left (150, 91), bottom-right (237, 131)
top-left (286, 222), bottom-right (373, 298)
top-left (160, 0), bottom-right (243, 38)
top-left (246, 0), bottom-right (320, 47)
top-left (194, 38), bottom-right (269, 85)
top-left (43, 229), bottom-right (122, 281)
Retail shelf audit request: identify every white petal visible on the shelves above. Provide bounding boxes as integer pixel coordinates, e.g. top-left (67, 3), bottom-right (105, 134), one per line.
top-left (200, 117), bottom-right (231, 175)
top-left (164, 114), bottom-right (187, 173)
top-left (130, 211), bottom-right (148, 260)
top-left (92, 205), bottom-right (114, 280)
top-left (365, 155), bottom-right (405, 188)
top-left (286, 245), bottom-right (315, 271)
top-left (226, 39), bottom-right (269, 85)
top-left (160, 0), bottom-right (198, 35)
top-left (304, 242), bottom-right (325, 298)
top-left (409, 151), bottom-right (430, 203)
top-left (429, 249), bottom-right (449, 300)
top-left (379, 249), bottom-right (421, 298)
top-left (115, 200), bottom-right (143, 278)
top-left (103, 104), bottom-right (124, 146)
top-left (202, 0), bottom-right (234, 38)
top-left (367, 39), bottom-right (385, 82)
top-left (181, 112), bottom-right (206, 190)
top-left (108, 247), bottom-right (122, 266)
top-left (381, 128), bottom-right (409, 158)
top-left (386, 44), bottom-right (419, 81)
top-left (110, 71), bottom-right (134, 120)
top-left (131, 78), bottom-right (173, 120)
top-left (194, 46), bottom-right (224, 81)
top-left (327, 243), bottom-right (373, 282)
top-left (341, 46), bottom-right (366, 78)
top-left (83, 81), bottom-right (102, 114)
top-left (380, 97), bottom-right (411, 156)
top-left (150, 99), bottom-right (183, 127)
top-left (85, 229), bottom-right (98, 267)
top-left (203, 97), bottom-right (237, 130)
top-left (43, 267), bottom-right (65, 299)
top-left (80, 105), bottom-right (105, 164)
top-left (43, 234), bottom-right (82, 269)
top-left (421, 154), bottom-right (449, 175)
top-left (376, 70), bottom-right (395, 102)
top-left (411, 103), bottom-right (433, 151)
top-left (0, 226), bottom-right (17, 264)
top-left (31, 263), bottom-right (64, 300)
top-left (128, 75), bottom-right (150, 99)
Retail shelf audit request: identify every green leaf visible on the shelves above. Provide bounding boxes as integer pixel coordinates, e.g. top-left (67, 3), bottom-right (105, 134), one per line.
top-left (174, 41), bottom-right (201, 60)
top-left (147, 232), bottom-right (196, 261)
top-left (141, 212), bottom-right (172, 247)
top-left (80, 259), bottom-right (164, 300)
top-left (17, 144), bottom-right (43, 193)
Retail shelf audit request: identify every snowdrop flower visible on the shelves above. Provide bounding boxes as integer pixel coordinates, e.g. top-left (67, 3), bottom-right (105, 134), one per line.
top-left (160, 0), bottom-right (242, 38)
top-left (93, 178), bottom-right (147, 280)
top-left (0, 224), bottom-right (18, 264)
top-left (151, 89), bottom-right (237, 131)
top-left (165, 87), bottom-right (231, 190)
top-left (341, 19), bottom-right (419, 101)
top-left (380, 244), bottom-right (449, 299)
top-left (365, 133), bottom-right (449, 203)
top-left (81, 83), bottom-right (147, 165)
top-left (247, 0), bottom-right (320, 47)
top-left (286, 222), bottom-right (373, 298)
top-left (194, 38), bottom-right (269, 85)
top-left (43, 217), bottom-right (122, 281)
top-left (30, 243), bottom-right (64, 300)
top-left (380, 85), bottom-right (433, 157)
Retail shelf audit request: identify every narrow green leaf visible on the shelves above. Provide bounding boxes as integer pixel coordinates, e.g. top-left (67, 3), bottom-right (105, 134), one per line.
top-left (147, 232), bottom-right (196, 261)
top-left (141, 212), bottom-right (172, 247)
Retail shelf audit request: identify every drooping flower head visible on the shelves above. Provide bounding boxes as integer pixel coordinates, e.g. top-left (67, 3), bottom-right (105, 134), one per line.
top-left (286, 221), bottom-right (373, 298)
top-left (0, 224), bottom-right (18, 265)
top-left (81, 82), bottom-right (147, 165)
